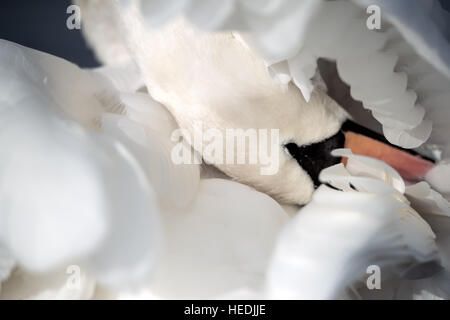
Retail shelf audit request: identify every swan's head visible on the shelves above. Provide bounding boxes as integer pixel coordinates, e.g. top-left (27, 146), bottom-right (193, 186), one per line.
top-left (78, 6), bottom-right (435, 205)
top-left (99, 14), bottom-right (353, 205)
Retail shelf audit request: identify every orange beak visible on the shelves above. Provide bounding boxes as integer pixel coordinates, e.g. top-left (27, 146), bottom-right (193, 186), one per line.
top-left (342, 122), bottom-right (435, 182)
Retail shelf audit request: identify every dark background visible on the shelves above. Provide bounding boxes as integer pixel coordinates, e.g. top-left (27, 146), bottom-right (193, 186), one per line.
top-left (0, 0), bottom-right (449, 69)
top-left (0, 0), bottom-right (99, 68)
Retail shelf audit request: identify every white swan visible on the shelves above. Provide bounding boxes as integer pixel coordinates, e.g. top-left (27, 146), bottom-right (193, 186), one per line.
top-left (0, 0), bottom-right (450, 300)
top-left (76, 0), bottom-right (450, 204)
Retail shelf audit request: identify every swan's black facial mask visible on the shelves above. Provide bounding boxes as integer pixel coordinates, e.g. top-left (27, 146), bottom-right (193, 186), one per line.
top-left (285, 119), bottom-right (436, 188)
top-left (285, 130), bottom-right (345, 187)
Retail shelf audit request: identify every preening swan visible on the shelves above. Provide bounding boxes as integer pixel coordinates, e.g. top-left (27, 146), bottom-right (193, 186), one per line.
top-left (0, 0), bottom-right (449, 300)
top-left (77, 1), bottom-right (445, 205)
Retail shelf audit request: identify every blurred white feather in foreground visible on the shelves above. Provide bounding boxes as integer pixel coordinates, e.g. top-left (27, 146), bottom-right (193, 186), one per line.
top-left (0, 40), bottom-right (161, 287)
top-left (101, 92), bottom-right (200, 208)
top-left (267, 149), bottom-right (449, 299)
top-left (114, 179), bottom-right (288, 299)
top-left (123, 0), bottom-right (322, 61)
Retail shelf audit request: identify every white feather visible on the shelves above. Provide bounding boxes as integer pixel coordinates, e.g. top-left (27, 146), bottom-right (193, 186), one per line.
top-left (130, 179), bottom-right (288, 299)
top-left (0, 40), bottom-right (160, 287)
top-left (267, 150), bottom-right (438, 299)
top-left (101, 92), bottom-right (201, 207)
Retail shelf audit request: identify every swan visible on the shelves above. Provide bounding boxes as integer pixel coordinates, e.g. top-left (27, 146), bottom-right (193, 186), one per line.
top-left (76, 0), bottom-right (447, 205)
top-left (0, 0), bottom-right (449, 300)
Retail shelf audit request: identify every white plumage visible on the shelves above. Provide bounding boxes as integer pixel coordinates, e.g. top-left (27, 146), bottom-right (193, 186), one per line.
top-left (0, 40), bottom-right (160, 287)
top-left (0, 0), bottom-right (450, 300)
